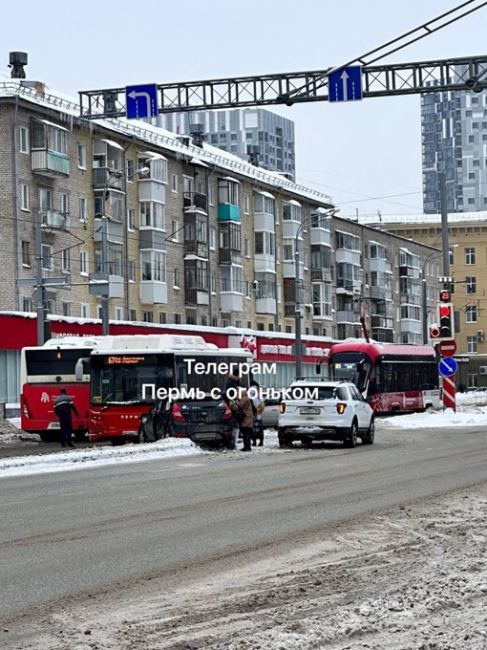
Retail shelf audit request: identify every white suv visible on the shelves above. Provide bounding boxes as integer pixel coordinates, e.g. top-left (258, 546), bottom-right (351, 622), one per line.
top-left (277, 380), bottom-right (374, 448)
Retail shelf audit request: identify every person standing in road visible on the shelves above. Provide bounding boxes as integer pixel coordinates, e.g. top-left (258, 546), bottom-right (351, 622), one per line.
top-left (248, 380), bottom-right (264, 446)
top-left (53, 388), bottom-right (79, 448)
top-left (235, 389), bottom-right (254, 452)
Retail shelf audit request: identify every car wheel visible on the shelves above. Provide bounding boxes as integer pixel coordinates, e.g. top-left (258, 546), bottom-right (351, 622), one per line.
top-left (344, 420), bottom-right (358, 448)
top-left (278, 428), bottom-right (291, 448)
top-left (111, 438), bottom-right (126, 446)
top-left (362, 417), bottom-right (375, 445)
top-left (301, 437), bottom-right (313, 447)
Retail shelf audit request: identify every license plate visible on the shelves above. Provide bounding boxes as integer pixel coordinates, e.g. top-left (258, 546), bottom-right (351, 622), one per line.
top-left (300, 407), bottom-right (320, 415)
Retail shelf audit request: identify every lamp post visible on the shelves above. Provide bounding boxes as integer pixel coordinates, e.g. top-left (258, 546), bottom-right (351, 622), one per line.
top-left (294, 209), bottom-right (334, 379)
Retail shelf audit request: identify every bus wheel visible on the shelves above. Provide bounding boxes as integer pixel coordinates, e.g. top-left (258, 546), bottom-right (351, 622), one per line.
top-left (111, 438), bottom-right (125, 446)
top-left (362, 418), bottom-right (375, 445)
top-left (39, 432), bottom-right (58, 443)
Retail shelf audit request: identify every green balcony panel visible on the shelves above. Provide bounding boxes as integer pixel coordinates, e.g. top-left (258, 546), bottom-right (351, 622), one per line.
top-left (218, 203), bottom-right (240, 222)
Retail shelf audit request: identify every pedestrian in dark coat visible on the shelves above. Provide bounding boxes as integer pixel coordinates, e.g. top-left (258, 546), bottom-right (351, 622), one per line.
top-left (54, 389), bottom-right (79, 448)
top-left (235, 389), bottom-right (254, 452)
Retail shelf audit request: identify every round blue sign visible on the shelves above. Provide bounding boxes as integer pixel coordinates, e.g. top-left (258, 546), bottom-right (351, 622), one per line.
top-left (438, 357), bottom-right (458, 377)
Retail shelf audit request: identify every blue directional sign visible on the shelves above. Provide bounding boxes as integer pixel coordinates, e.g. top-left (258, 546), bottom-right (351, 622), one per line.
top-left (439, 357), bottom-right (458, 378)
top-left (125, 84), bottom-right (158, 119)
top-left (328, 66), bottom-right (363, 102)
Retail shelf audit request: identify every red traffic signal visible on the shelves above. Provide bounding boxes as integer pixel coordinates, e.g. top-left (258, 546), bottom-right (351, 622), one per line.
top-left (429, 324), bottom-right (441, 339)
top-left (439, 289), bottom-right (451, 302)
top-left (438, 303), bottom-right (453, 338)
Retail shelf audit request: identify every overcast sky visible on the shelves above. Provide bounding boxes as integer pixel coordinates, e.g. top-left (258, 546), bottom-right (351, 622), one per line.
top-left (5, 1), bottom-right (486, 217)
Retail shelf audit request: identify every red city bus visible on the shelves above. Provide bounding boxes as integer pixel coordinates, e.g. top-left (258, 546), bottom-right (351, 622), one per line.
top-left (81, 334), bottom-right (253, 447)
top-left (328, 341), bottom-right (440, 414)
top-left (20, 336), bottom-right (105, 441)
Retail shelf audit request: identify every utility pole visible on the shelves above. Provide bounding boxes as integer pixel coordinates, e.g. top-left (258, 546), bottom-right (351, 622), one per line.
top-left (17, 212), bottom-right (69, 345)
top-left (294, 247), bottom-right (302, 379)
top-left (100, 215), bottom-right (109, 335)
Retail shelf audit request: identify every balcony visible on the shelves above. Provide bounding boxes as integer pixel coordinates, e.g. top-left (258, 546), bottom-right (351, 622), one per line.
top-left (218, 203), bottom-right (240, 222)
top-left (371, 327), bottom-right (394, 343)
top-left (335, 249), bottom-right (361, 265)
top-left (31, 150), bottom-right (69, 177)
top-left (310, 228), bottom-right (331, 246)
top-left (336, 310), bottom-right (358, 323)
top-left (93, 218), bottom-right (124, 246)
top-left (256, 297), bottom-right (277, 314)
top-left (369, 286), bottom-right (386, 300)
top-left (140, 282), bottom-right (167, 305)
top-left (92, 167), bottom-right (123, 190)
top-left (311, 267), bottom-right (332, 282)
top-left (184, 240), bottom-right (208, 258)
top-left (220, 292), bottom-right (243, 312)
top-left (219, 248), bottom-right (242, 265)
top-left (185, 288), bottom-right (209, 306)
top-left (41, 210), bottom-right (70, 231)
top-left (184, 191), bottom-right (207, 212)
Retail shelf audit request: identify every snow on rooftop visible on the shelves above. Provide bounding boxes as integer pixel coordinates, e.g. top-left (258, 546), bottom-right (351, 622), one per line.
top-left (350, 210), bottom-right (487, 226)
top-left (0, 79), bottom-right (333, 207)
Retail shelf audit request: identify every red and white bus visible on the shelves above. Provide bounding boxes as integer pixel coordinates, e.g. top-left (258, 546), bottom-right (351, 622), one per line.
top-left (328, 341), bottom-right (441, 414)
top-left (20, 336), bottom-right (105, 441)
top-left (81, 334), bottom-right (253, 447)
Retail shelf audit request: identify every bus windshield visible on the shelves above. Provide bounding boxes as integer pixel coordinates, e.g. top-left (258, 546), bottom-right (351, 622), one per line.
top-left (90, 353), bottom-right (250, 404)
top-left (330, 352), bottom-right (372, 392)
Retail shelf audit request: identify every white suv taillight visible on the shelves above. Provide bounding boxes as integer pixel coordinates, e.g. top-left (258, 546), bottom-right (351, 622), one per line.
top-left (279, 402), bottom-right (286, 414)
top-left (336, 403), bottom-right (347, 415)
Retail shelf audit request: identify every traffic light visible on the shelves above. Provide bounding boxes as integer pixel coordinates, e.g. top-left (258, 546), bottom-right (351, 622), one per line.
top-left (438, 303), bottom-right (454, 338)
top-left (429, 323), bottom-right (441, 339)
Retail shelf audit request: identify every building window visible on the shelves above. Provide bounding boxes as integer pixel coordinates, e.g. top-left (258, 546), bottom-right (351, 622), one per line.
top-left (465, 248), bottom-right (476, 265)
top-left (129, 309), bottom-right (137, 322)
top-left (171, 219), bottom-right (179, 242)
top-left (79, 197), bottom-right (87, 223)
top-left (115, 307), bottom-right (123, 320)
top-left (173, 268), bottom-right (180, 288)
top-left (19, 126), bottom-right (29, 153)
top-left (257, 323), bottom-right (264, 331)
top-left (20, 184), bottom-right (29, 211)
top-left (80, 251), bottom-right (88, 275)
top-left (243, 238), bottom-right (249, 257)
top-left (81, 303), bottom-right (90, 318)
top-left (467, 336), bottom-right (478, 354)
top-left (60, 192), bottom-right (69, 215)
top-left (142, 311), bottom-right (154, 323)
top-left (61, 249), bottom-right (71, 272)
top-left (62, 302), bottom-right (71, 317)
top-left (209, 227), bottom-right (216, 250)
top-left (466, 276), bottom-right (476, 294)
top-left (77, 144), bottom-right (86, 169)
top-left (171, 174), bottom-right (178, 192)
top-left (244, 194), bottom-right (250, 213)
top-left (186, 313), bottom-right (197, 325)
top-left (140, 201), bottom-right (165, 230)
top-left (174, 313), bottom-right (181, 324)
top-left (39, 187), bottom-right (53, 212)
top-left (22, 240), bottom-right (31, 266)
top-left (128, 209), bottom-right (136, 231)
top-left (41, 244), bottom-right (53, 270)
top-left (466, 305), bottom-right (477, 323)
top-left (126, 158), bottom-right (134, 181)
top-left (141, 250), bottom-right (166, 282)
top-left (209, 184), bottom-right (215, 206)
top-left (128, 259), bottom-right (135, 282)
top-left (20, 296), bottom-right (31, 312)
top-left (159, 312), bottom-right (167, 324)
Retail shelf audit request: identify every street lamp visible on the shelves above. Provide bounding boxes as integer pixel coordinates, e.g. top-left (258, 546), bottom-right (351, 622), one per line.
top-left (294, 208), bottom-right (335, 379)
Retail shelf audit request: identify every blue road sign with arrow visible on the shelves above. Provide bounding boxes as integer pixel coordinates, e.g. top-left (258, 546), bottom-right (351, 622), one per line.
top-left (439, 357), bottom-right (458, 378)
top-left (328, 66), bottom-right (363, 102)
top-left (126, 84), bottom-right (158, 119)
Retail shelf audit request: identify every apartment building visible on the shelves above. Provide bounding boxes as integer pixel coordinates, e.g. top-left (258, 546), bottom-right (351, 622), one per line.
top-left (365, 211), bottom-right (487, 388)
top-left (421, 86), bottom-right (487, 213)
top-left (152, 108), bottom-right (296, 179)
top-left (0, 77), bottom-right (440, 349)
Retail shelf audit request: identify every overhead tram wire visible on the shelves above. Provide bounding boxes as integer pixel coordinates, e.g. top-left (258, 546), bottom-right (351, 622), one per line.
top-left (279, 0), bottom-right (487, 103)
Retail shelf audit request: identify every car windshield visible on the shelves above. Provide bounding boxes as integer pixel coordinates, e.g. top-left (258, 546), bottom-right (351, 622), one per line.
top-left (297, 386), bottom-right (337, 400)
